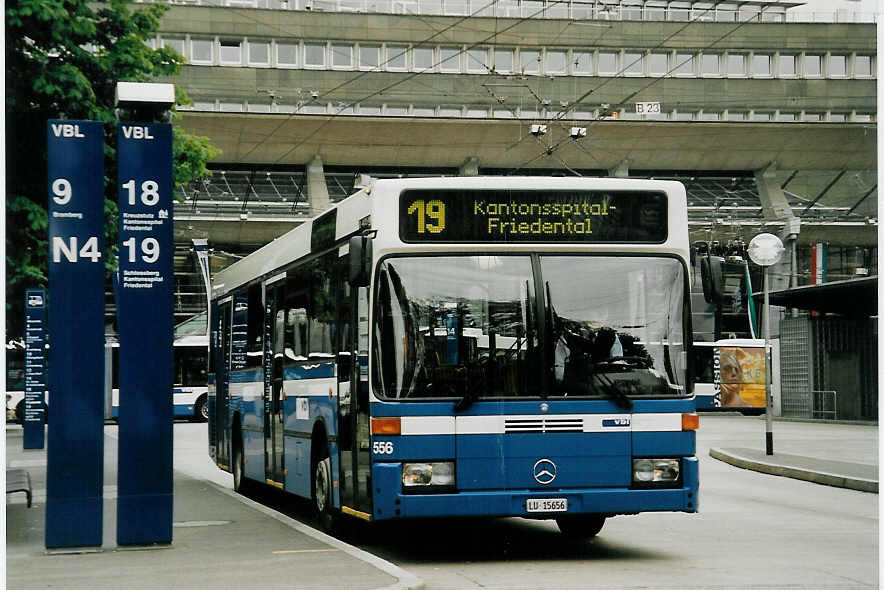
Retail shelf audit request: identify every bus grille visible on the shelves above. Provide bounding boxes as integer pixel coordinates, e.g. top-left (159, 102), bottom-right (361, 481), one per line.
top-left (504, 417), bottom-right (583, 433)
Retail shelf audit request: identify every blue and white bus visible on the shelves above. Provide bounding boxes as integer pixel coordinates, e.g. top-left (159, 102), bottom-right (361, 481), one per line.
top-left (208, 176), bottom-right (699, 537)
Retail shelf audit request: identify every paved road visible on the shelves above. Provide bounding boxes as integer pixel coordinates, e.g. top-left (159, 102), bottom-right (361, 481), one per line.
top-left (171, 416), bottom-right (878, 589)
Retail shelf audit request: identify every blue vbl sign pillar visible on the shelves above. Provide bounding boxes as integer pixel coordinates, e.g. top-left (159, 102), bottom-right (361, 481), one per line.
top-left (24, 289), bottom-right (47, 449)
top-left (116, 121), bottom-right (174, 545)
top-left (45, 120), bottom-right (106, 549)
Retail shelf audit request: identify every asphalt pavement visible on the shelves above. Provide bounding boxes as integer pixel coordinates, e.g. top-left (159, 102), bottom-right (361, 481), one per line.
top-left (5, 415), bottom-right (878, 589)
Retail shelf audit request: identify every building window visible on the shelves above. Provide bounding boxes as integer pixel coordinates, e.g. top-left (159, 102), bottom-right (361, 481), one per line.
top-left (751, 111), bottom-right (771, 121)
top-left (413, 46), bottom-right (434, 70)
top-left (386, 45), bottom-right (408, 70)
top-left (519, 49), bottom-right (540, 74)
top-left (726, 111), bottom-right (746, 121)
top-left (519, 109), bottom-right (539, 119)
top-left (701, 53), bottom-right (720, 76)
top-left (359, 45), bottom-right (380, 70)
top-left (674, 52), bottom-right (694, 76)
top-left (854, 55), bottom-right (872, 77)
top-left (162, 37), bottom-right (185, 56)
top-left (828, 54), bottom-right (846, 77)
top-left (803, 112), bottom-right (822, 122)
top-left (467, 48), bottom-right (489, 73)
top-left (644, 1), bottom-right (665, 20)
top-left (623, 52), bottom-right (643, 75)
top-left (726, 53), bottom-right (745, 76)
top-left (304, 43), bottom-right (326, 68)
top-left (699, 111), bottom-right (719, 121)
top-left (573, 51), bottom-right (592, 75)
top-left (466, 107), bottom-right (487, 118)
top-left (545, 50), bottom-right (567, 75)
top-left (440, 47), bottom-right (461, 72)
top-left (494, 48), bottom-right (514, 74)
top-left (191, 38), bottom-right (213, 64)
top-left (385, 105), bottom-right (408, 116)
top-left (804, 54), bottom-right (822, 77)
top-left (649, 52), bottom-right (668, 76)
top-left (331, 44), bottom-right (353, 68)
top-left (828, 113), bottom-right (846, 122)
top-left (219, 40), bottom-right (242, 65)
top-left (439, 106), bottom-right (462, 117)
top-left (598, 51), bottom-right (617, 75)
top-left (675, 111), bottom-right (695, 120)
top-left (778, 54), bottom-right (796, 76)
top-left (752, 53), bottom-right (771, 77)
top-left (776, 112), bottom-right (796, 122)
top-left (248, 41), bottom-right (270, 65)
top-left (248, 103), bottom-right (272, 113)
top-left (277, 43), bottom-right (298, 67)
top-left (412, 106), bottom-right (435, 117)
top-left (669, 2), bottom-right (690, 21)
top-left (219, 102), bottom-right (244, 112)
top-left (359, 104), bottom-right (382, 115)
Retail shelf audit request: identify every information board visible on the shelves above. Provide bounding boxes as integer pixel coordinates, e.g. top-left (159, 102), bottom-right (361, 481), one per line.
top-left (45, 119), bottom-right (106, 549)
top-left (24, 289), bottom-right (47, 449)
top-left (399, 190), bottom-right (668, 243)
top-left (116, 122), bottom-right (174, 545)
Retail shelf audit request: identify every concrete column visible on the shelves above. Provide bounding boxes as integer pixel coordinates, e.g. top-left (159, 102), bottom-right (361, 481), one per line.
top-left (459, 157), bottom-right (480, 176)
top-left (608, 160), bottom-right (629, 178)
top-left (754, 162), bottom-right (795, 221)
top-left (307, 155), bottom-right (331, 215)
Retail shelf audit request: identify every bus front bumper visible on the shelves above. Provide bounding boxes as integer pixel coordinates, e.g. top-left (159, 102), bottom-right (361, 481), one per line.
top-left (370, 456), bottom-right (698, 520)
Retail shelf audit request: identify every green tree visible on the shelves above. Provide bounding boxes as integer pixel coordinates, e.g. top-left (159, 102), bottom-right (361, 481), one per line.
top-left (5, 0), bottom-right (219, 340)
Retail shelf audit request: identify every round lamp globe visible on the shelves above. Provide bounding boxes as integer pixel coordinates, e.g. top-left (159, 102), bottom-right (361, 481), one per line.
top-left (748, 233), bottom-right (785, 267)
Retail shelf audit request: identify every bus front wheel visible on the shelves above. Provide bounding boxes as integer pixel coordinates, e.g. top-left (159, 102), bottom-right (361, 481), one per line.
top-left (232, 431), bottom-right (251, 495)
top-left (555, 515), bottom-right (606, 539)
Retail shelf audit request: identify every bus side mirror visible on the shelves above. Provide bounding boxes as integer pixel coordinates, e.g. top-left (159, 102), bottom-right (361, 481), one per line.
top-left (700, 255), bottom-right (725, 304)
top-left (349, 235), bottom-right (372, 287)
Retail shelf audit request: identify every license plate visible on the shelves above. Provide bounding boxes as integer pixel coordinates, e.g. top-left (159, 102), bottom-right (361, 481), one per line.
top-left (526, 498), bottom-right (568, 513)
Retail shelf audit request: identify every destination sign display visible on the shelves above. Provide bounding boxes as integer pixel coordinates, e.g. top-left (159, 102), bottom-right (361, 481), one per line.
top-left (399, 190), bottom-right (668, 243)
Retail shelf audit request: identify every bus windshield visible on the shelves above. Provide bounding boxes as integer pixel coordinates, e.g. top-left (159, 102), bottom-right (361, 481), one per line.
top-left (372, 255), bottom-right (687, 401)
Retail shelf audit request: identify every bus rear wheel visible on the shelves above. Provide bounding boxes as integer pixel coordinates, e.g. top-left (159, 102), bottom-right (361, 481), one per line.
top-left (555, 515), bottom-right (606, 539)
top-left (232, 432), bottom-right (251, 495)
top-left (193, 395), bottom-right (208, 422)
top-left (312, 451), bottom-right (335, 531)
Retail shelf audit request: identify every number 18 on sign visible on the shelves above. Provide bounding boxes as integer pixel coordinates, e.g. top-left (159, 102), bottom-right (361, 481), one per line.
top-left (116, 122), bottom-right (174, 545)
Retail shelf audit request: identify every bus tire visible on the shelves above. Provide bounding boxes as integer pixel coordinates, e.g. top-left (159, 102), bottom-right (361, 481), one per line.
top-left (555, 515), bottom-right (606, 539)
top-left (232, 428), bottom-right (252, 495)
top-left (312, 447), bottom-right (335, 531)
top-left (193, 395), bottom-right (208, 422)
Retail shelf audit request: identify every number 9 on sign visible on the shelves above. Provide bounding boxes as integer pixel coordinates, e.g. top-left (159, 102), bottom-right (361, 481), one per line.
top-left (407, 199), bottom-right (446, 234)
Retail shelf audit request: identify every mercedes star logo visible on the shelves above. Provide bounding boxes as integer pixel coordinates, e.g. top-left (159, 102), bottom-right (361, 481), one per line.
top-left (532, 458), bottom-right (557, 485)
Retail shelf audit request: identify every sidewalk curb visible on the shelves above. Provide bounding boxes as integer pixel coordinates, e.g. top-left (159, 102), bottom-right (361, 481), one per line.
top-left (212, 483), bottom-right (425, 590)
top-left (709, 448), bottom-right (878, 494)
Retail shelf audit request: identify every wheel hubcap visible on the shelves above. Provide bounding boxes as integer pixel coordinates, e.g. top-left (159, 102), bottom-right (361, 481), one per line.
top-left (315, 459), bottom-right (329, 512)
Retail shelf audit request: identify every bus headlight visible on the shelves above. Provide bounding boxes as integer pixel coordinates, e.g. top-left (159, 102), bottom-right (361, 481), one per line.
top-left (402, 462), bottom-right (455, 488)
top-left (633, 459), bottom-right (680, 484)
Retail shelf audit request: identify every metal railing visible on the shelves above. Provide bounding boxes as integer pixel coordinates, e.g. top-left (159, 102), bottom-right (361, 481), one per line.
top-left (812, 390), bottom-right (837, 420)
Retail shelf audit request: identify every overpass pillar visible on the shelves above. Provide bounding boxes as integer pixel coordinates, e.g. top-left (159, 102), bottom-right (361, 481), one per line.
top-left (460, 157), bottom-right (480, 176)
top-left (609, 160), bottom-right (629, 178)
top-left (307, 155), bottom-right (331, 215)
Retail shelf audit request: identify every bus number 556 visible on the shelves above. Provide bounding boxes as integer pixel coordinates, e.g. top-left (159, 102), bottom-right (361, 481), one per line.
top-left (372, 441), bottom-right (394, 455)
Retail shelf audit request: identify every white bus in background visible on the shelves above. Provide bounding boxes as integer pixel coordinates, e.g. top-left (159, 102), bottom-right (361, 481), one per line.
top-left (110, 334), bottom-right (210, 422)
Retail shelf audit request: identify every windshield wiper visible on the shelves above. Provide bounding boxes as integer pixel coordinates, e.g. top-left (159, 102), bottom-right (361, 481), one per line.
top-left (591, 372), bottom-right (634, 410)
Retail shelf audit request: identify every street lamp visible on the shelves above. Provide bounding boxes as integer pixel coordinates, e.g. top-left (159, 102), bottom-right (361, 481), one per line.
top-left (748, 232), bottom-right (785, 456)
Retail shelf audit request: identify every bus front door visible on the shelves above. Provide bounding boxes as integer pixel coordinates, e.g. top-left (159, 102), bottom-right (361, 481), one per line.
top-left (265, 283), bottom-right (285, 486)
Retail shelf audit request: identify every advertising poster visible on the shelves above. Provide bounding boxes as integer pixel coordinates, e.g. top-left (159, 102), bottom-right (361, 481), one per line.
top-left (717, 346), bottom-right (766, 408)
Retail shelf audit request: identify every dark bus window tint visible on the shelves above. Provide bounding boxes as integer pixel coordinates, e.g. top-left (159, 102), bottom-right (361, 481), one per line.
top-left (692, 347), bottom-right (714, 382)
top-left (175, 347), bottom-right (208, 387)
top-left (7, 348), bottom-right (25, 390)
